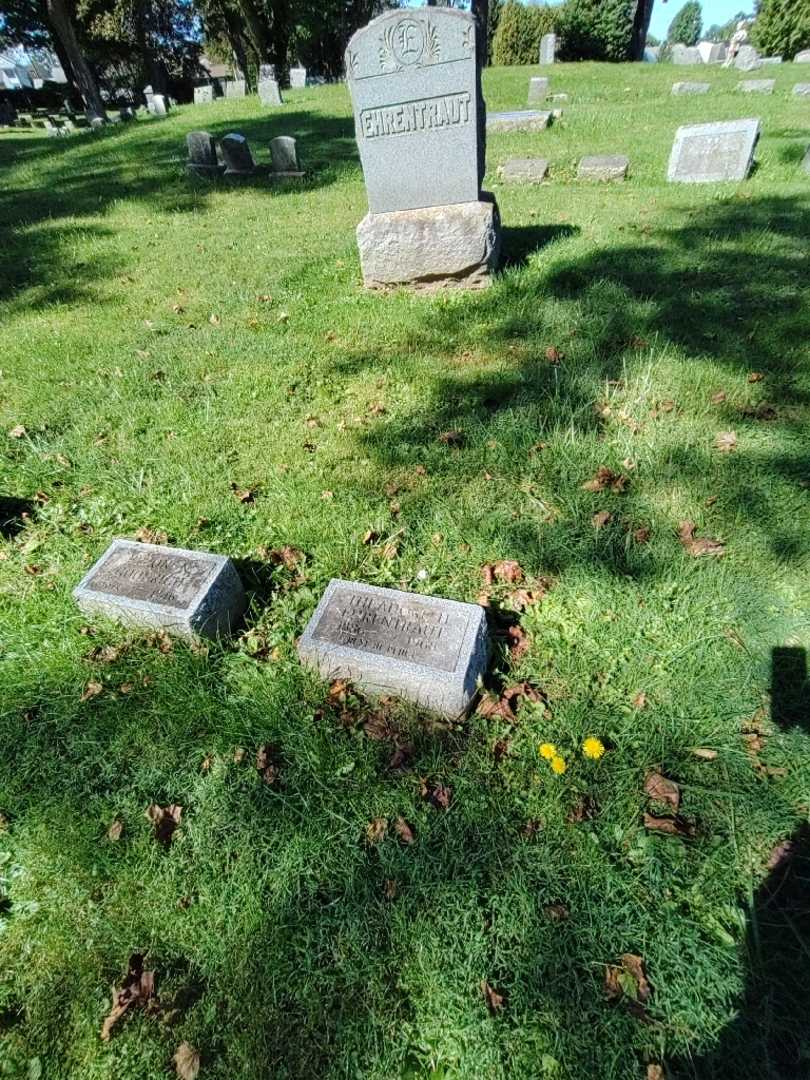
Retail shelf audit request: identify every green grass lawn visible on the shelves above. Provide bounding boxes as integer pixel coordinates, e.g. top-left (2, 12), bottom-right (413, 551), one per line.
top-left (1, 60), bottom-right (809, 1080)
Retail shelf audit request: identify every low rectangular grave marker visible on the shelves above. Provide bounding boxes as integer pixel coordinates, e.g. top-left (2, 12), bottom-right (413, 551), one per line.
top-left (487, 110), bottom-right (551, 133)
top-left (578, 155), bottom-right (629, 180)
top-left (498, 158), bottom-right (549, 183)
top-left (298, 579), bottom-right (489, 717)
top-left (73, 539), bottom-right (246, 638)
top-left (737, 79), bottom-right (775, 93)
top-left (671, 81), bottom-right (711, 95)
top-left (667, 118), bottom-right (760, 183)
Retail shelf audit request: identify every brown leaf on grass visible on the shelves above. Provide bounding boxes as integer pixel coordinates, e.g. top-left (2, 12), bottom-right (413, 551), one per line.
top-left (477, 682), bottom-right (544, 723)
top-left (387, 743), bottom-right (414, 772)
top-left (592, 510), bottom-right (612, 529)
top-left (506, 624), bottom-right (529, 661)
top-left (231, 483), bottom-right (257, 504)
top-left (544, 903), bottom-right (569, 921)
top-left (741, 402), bottom-right (777, 421)
top-left (87, 644), bottom-right (123, 664)
top-left (362, 529), bottom-right (379, 545)
top-left (747, 372), bottom-right (764, 383)
top-left (647, 1066), bottom-right (664, 1080)
top-left (173, 1042), bottom-right (200, 1080)
top-left (711, 390), bottom-right (727, 405)
top-left (632, 526), bottom-right (651, 544)
top-left (691, 748), bottom-right (718, 761)
top-left (81, 681), bottom-right (104, 702)
top-left (545, 345), bottom-right (563, 364)
top-left (678, 521), bottom-right (725, 558)
top-left (135, 526), bottom-right (168, 545)
top-left (233, 747), bottom-right (246, 764)
top-left (383, 878), bottom-right (398, 900)
top-left (145, 804), bottom-right (182, 847)
top-left (393, 817), bottom-right (415, 845)
top-left (643, 813), bottom-right (695, 837)
top-left (365, 817), bottom-right (388, 845)
top-left (605, 953), bottom-right (651, 1010)
top-left (493, 738), bottom-right (510, 762)
top-left (208, 313), bottom-right (221, 326)
top-left (145, 629), bottom-right (173, 654)
top-left (644, 771), bottom-right (680, 810)
top-left (363, 710), bottom-right (397, 742)
top-left (107, 819), bottom-right (124, 842)
top-left (481, 980), bottom-right (505, 1014)
top-left (522, 819), bottom-right (542, 839)
top-left (714, 431), bottom-right (737, 453)
top-left (255, 744), bottom-right (279, 785)
top-left (101, 954), bottom-right (156, 1040)
top-left (766, 839), bottom-right (796, 871)
top-left (8, 424), bottom-right (27, 438)
top-left (567, 795), bottom-right (599, 824)
top-left (266, 545), bottom-right (303, 570)
top-left (582, 467), bottom-right (629, 494)
top-left (420, 780), bottom-right (452, 810)
top-left (438, 430), bottom-right (464, 447)
top-left (481, 560), bottom-right (524, 585)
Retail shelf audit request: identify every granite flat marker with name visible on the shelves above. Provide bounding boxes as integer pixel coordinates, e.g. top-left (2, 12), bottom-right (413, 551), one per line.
top-left (578, 154), bottom-right (629, 180)
top-left (737, 79), bottom-right (774, 93)
top-left (672, 81), bottom-right (711, 95)
top-left (667, 118), bottom-right (761, 183)
top-left (74, 539), bottom-right (246, 639)
top-left (347, 7), bottom-right (501, 289)
top-left (487, 110), bottom-right (551, 132)
top-left (498, 158), bottom-right (549, 183)
top-left (298, 580), bottom-right (489, 717)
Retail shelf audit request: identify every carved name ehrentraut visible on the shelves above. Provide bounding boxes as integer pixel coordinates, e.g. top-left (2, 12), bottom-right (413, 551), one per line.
top-left (360, 91), bottom-right (471, 140)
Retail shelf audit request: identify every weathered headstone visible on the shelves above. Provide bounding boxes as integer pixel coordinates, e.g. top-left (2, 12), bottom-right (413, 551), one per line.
top-left (539, 33), bottom-right (556, 65)
top-left (497, 158), bottom-right (549, 183)
top-left (289, 66), bottom-right (307, 88)
top-left (672, 81), bottom-right (711, 95)
top-left (270, 135), bottom-right (304, 177)
top-left (258, 78), bottom-right (283, 107)
top-left (759, 56), bottom-right (783, 65)
top-left (148, 94), bottom-right (168, 117)
top-left (194, 85), bottom-right (214, 105)
top-left (795, 50), bottom-right (810, 64)
top-left (643, 46), bottom-right (660, 63)
top-left (186, 131), bottom-right (224, 177)
top-left (793, 83), bottom-right (810, 96)
top-left (298, 579), bottom-right (489, 717)
top-left (487, 110), bottom-right (551, 132)
top-left (259, 63), bottom-right (276, 80)
top-left (667, 117), bottom-right (760, 183)
top-left (346, 7), bottom-right (500, 289)
top-left (737, 79), bottom-right (775, 93)
top-left (220, 132), bottom-right (255, 175)
top-left (224, 78), bottom-right (246, 98)
top-left (73, 539), bottom-right (246, 639)
top-left (671, 44), bottom-right (703, 65)
top-left (578, 155), bottom-right (629, 181)
top-left (528, 76), bottom-right (549, 103)
top-left (697, 41), bottom-right (726, 64)
top-left (734, 45), bottom-right (761, 71)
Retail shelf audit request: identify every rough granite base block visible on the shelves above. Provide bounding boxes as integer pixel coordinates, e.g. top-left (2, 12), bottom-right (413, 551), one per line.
top-left (298, 579), bottom-right (490, 718)
top-left (793, 84), bottom-right (810, 96)
top-left (357, 197), bottom-right (501, 290)
top-left (487, 110), bottom-right (552, 133)
top-left (672, 82), bottom-right (711, 95)
top-left (73, 539), bottom-right (247, 639)
top-left (498, 158), bottom-right (549, 183)
top-left (737, 79), bottom-right (775, 93)
top-left (578, 155), bottom-right (629, 181)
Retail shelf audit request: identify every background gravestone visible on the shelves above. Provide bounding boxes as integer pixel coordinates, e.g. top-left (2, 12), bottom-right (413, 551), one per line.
top-left (578, 155), bottom-right (629, 181)
top-left (795, 50), bottom-right (810, 64)
top-left (539, 33), bottom-right (556, 64)
top-left (289, 67), bottom-right (307, 88)
top-left (224, 78), bottom-right (246, 98)
top-left (497, 158), bottom-right (549, 183)
top-left (346, 7), bottom-right (500, 289)
top-left (487, 110), bottom-right (551, 132)
top-left (697, 41), bottom-right (726, 64)
top-left (298, 579), bottom-right (489, 717)
top-left (220, 133), bottom-right (255, 175)
top-left (672, 82), bottom-right (711, 95)
top-left (793, 84), bottom-right (810, 96)
top-left (194, 85), bottom-right (214, 105)
top-left (667, 118), bottom-right (761, 183)
top-left (259, 79), bottom-right (283, 106)
top-left (734, 45), bottom-right (761, 71)
top-left (259, 63), bottom-right (276, 80)
top-left (671, 44), bottom-right (703, 65)
top-left (737, 79), bottom-right (775, 93)
top-left (148, 94), bottom-right (168, 117)
top-left (186, 131), bottom-right (223, 177)
top-left (73, 539), bottom-right (246, 639)
top-left (528, 76), bottom-right (549, 103)
top-left (270, 135), bottom-right (304, 176)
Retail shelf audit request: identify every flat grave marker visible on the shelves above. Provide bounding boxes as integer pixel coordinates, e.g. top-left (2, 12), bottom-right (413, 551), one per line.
top-left (737, 79), bottom-right (775, 93)
top-left (672, 81), bottom-right (711, 95)
top-left (793, 84), bottom-right (810, 96)
top-left (498, 158), bottom-right (549, 183)
top-left (298, 579), bottom-right (489, 717)
top-left (73, 539), bottom-right (246, 639)
top-left (578, 155), bottom-right (629, 180)
top-left (487, 110), bottom-right (551, 133)
top-left (667, 117), bottom-right (760, 183)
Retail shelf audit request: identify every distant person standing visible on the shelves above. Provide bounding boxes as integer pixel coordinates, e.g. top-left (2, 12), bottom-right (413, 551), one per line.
top-left (724, 20), bottom-right (749, 66)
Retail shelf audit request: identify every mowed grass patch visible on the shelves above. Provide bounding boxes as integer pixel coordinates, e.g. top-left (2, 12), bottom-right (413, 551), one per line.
top-left (0, 61), bottom-right (809, 1080)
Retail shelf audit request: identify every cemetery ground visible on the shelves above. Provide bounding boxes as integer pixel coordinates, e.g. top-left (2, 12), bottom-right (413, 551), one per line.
top-left (1, 60), bottom-right (809, 1080)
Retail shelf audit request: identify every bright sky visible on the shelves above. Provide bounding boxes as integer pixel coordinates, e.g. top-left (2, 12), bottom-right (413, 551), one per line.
top-left (539, 1), bottom-right (752, 41)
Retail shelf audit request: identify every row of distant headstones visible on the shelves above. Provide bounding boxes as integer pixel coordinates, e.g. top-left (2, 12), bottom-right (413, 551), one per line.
top-left (527, 74), bottom-right (810, 102)
top-left (192, 66), bottom-right (310, 108)
top-left (186, 130), bottom-right (304, 179)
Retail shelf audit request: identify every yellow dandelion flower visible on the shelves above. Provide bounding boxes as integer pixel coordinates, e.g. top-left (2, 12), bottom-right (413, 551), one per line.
top-left (539, 742), bottom-right (557, 760)
top-left (550, 754), bottom-right (567, 775)
top-left (582, 737), bottom-right (606, 760)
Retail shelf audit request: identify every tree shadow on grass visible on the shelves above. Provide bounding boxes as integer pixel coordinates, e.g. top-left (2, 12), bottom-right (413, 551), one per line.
top-left (0, 109), bottom-right (359, 308)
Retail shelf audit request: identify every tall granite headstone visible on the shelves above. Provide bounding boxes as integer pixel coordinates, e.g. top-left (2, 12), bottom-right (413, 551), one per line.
top-left (539, 33), bottom-right (556, 65)
top-left (346, 8), bottom-right (500, 289)
top-left (667, 118), bottom-right (761, 183)
top-left (298, 579), bottom-right (489, 717)
top-left (73, 539), bottom-right (246, 639)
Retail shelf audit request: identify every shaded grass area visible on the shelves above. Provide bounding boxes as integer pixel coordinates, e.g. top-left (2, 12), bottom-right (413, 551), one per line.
top-left (0, 62), bottom-right (809, 1080)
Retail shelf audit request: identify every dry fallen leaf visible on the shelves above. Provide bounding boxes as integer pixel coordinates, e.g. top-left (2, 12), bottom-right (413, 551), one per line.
top-left (8, 424), bottom-right (26, 439)
top-left (173, 1043), bottom-right (200, 1080)
top-left (545, 345), bottom-right (563, 364)
top-left (605, 953), bottom-right (651, 1011)
top-left (644, 771), bottom-right (680, 810)
top-left (145, 803), bottom-right (182, 847)
top-left (481, 980), bottom-right (505, 1013)
top-left (101, 954), bottom-right (155, 1041)
top-left (678, 521), bottom-right (725, 558)
top-left (107, 819), bottom-right (124, 842)
top-left (714, 431), bottom-right (737, 453)
top-left (393, 817), bottom-right (415, 845)
top-left (592, 510), bottom-right (612, 529)
top-left (383, 878), bottom-right (398, 900)
top-left (231, 483), bottom-right (257, 504)
top-left (582, 467), bottom-right (628, 494)
top-left (481, 560), bottom-right (524, 586)
top-left (255, 744), bottom-right (279, 785)
top-left (643, 812), bottom-right (695, 837)
top-left (438, 429), bottom-right (464, 447)
top-left (265, 545), bottom-right (303, 570)
top-left (362, 529), bottom-right (379, 545)
top-left (647, 1066), bottom-right (664, 1080)
top-left (711, 390), bottom-right (727, 405)
top-left (81, 681), bottom-right (104, 702)
top-left (544, 903), bottom-right (569, 921)
top-left (135, 526), bottom-right (168, 545)
top-left (691, 748), bottom-right (717, 761)
top-left (420, 779), bottom-right (452, 810)
top-left (505, 624), bottom-right (530, 661)
top-left (632, 691), bottom-right (648, 710)
top-left (209, 313), bottom-right (221, 326)
top-left (747, 372), bottom-right (764, 383)
top-left (365, 817), bottom-right (388, 845)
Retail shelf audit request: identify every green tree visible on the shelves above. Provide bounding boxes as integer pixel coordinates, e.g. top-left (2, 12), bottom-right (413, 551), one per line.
top-left (558, 0), bottom-right (636, 61)
top-left (751, 0), bottom-right (810, 57)
top-left (667, 0), bottom-right (702, 45)
top-left (492, 0), bottom-right (557, 65)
